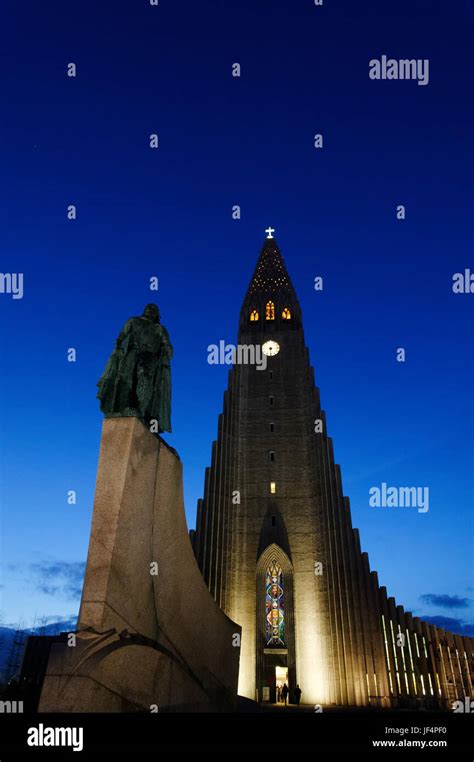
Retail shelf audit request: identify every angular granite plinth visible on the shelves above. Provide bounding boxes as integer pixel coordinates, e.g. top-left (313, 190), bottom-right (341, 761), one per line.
top-left (38, 418), bottom-right (240, 712)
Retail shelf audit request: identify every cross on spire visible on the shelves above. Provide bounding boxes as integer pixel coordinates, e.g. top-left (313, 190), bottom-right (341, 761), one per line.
top-left (265, 226), bottom-right (275, 239)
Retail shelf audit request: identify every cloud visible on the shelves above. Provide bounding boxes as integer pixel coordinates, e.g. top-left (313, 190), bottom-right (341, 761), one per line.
top-left (30, 561), bottom-right (85, 601)
top-left (422, 616), bottom-right (474, 638)
top-left (36, 584), bottom-right (60, 596)
top-left (420, 593), bottom-right (471, 609)
top-left (30, 616), bottom-right (78, 635)
top-left (36, 614), bottom-right (77, 625)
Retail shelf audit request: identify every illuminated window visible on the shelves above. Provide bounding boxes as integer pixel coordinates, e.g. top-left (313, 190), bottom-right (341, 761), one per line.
top-left (407, 632), bottom-right (415, 670)
top-left (382, 617), bottom-right (392, 683)
top-left (398, 625), bottom-right (407, 681)
top-left (250, 309), bottom-right (259, 322)
top-left (270, 482), bottom-right (276, 494)
top-left (404, 672), bottom-right (410, 694)
top-left (265, 560), bottom-right (284, 646)
top-left (266, 301), bottom-right (275, 320)
top-left (422, 636), bottom-right (428, 659)
top-left (427, 673), bottom-right (434, 696)
top-left (281, 307), bottom-right (291, 320)
top-left (388, 672), bottom-right (394, 693)
top-left (414, 633), bottom-right (420, 658)
top-left (390, 621), bottom-right (398, 670)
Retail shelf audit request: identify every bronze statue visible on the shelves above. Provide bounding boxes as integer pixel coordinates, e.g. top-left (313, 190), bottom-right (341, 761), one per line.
top-left (97, 303), bottom-right (173, 433)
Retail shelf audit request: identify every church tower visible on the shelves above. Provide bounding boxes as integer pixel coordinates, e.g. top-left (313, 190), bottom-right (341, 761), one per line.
top-left (192, 234), bottom-right (473, 708)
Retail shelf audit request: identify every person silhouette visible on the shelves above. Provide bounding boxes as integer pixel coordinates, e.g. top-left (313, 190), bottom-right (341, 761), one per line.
top-left (294, 684), bottom-right (302, 707)
top-left (281, 683), bottom-right (289, 706)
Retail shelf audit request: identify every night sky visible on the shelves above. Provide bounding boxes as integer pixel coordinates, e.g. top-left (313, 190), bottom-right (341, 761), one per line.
top-left (0, 1), bottom-right (473, 638)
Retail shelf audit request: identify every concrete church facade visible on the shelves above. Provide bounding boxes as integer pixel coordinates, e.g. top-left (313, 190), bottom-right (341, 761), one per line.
top-left (192, 235), bottom-right (474, 709)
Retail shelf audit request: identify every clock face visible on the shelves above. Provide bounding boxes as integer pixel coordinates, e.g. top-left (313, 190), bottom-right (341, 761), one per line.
top-left (262, 340), bottom-right (280, 357)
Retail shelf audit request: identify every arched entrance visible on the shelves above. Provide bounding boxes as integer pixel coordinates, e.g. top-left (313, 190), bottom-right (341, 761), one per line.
top-left (256, 543), bottom-right (296, 703)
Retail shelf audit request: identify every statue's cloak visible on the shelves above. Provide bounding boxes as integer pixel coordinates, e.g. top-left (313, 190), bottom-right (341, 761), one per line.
top-left (97, 316), bottom-right (173, 433)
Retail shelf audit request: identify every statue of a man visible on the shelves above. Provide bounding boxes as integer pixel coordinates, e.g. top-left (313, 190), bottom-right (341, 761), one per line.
top-left (97, 304), bottom-right (173, 433)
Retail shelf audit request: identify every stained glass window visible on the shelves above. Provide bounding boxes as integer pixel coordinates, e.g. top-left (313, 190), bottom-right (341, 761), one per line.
top-left (266, 301), bottom-right (275, 320)
top-left (265, 561), bottom-right (285, 646)
top-left (250, 309), bottom-right (259, 321)
top-left (282, 307), bottom-right (291, 320)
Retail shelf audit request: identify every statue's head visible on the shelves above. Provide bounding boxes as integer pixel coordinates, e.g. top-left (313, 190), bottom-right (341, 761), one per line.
top-left (142, 303), bottom-right (160, 323)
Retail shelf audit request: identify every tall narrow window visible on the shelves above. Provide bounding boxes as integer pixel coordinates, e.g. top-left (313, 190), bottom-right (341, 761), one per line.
top-left (270, 482), bottom-right (276, 494)
top-left (269, 396), bottom-right (274, 406)
top-left (266, 301), bottom-right (275, 320)
top-left (281, 307), bottom-right (291, 320)
top-left (265, 561), bottom-right (284, 646)
top-left (250, 309), bottom-right (259, 322)
top-left (269, 371), bottom-right (273, 380)
top-left (270, 422), bottom-right (274, 432)
top-left (270, 451), bottom-right (275, 462)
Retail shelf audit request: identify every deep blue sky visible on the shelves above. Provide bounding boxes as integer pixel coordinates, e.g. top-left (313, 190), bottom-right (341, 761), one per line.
top-left (0, 0), bottom-right (473, 637)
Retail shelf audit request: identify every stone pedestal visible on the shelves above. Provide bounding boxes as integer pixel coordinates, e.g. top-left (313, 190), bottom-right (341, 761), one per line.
top-left (38, 418), bottom-right (240, 712)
